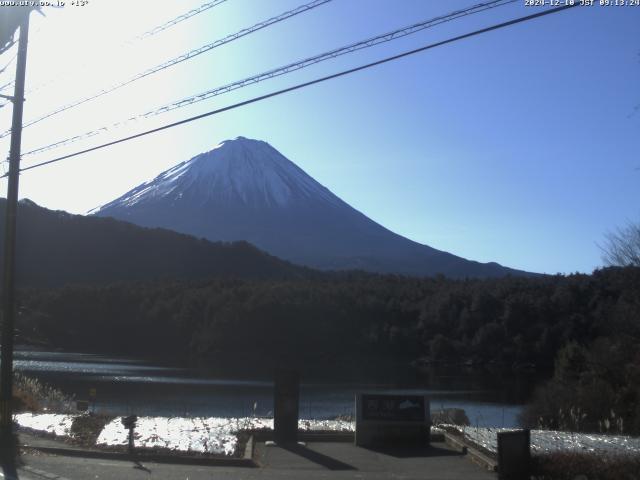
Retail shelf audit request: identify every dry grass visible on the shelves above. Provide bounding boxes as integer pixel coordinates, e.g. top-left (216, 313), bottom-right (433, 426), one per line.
top-left (532, 451), bottom-right (640, 480)
top-left (69, 414), bottom-right (113, 446)
top-left (12, 373), bottom-right (74, 413)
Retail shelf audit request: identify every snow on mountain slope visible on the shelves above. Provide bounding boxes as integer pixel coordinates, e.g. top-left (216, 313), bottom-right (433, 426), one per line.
top-left (92, 137), bottom-right (340, 212)
top-left (92, 137), bottom-right (528, 278)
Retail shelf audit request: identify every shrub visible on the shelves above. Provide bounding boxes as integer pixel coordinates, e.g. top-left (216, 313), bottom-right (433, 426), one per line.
top-left (532, 452), bottom-right (640, 480)
top-left (12, 373), bottom-right (74, 413)
top-left (520, 336), bottom-right (640, 435)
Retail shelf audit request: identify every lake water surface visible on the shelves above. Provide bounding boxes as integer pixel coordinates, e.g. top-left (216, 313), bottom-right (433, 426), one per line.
top-left (14, 349), bottom-right (536, 428)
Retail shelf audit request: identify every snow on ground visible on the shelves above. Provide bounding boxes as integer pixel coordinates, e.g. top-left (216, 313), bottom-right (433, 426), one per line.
top-left (12, 412), bottom-right (353, 456)
top-left (96, 416), bottom-right (354, 456)
top-left (97, 417), bottom-right (239, 455)
top-left (13, 412), bottom-right (76, 437)
top-left (18, 412), bottom-right (639, 459)
top-left (444, 425), bottom-right (640, 456)
top-left (298, 418), bottom-right (354, 432)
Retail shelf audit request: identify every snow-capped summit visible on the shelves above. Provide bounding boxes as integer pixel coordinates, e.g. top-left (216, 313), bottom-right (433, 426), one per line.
top-left (92, 137), bottom-right (526, 278)
top-left (92, 137), bottom-right (340, 213)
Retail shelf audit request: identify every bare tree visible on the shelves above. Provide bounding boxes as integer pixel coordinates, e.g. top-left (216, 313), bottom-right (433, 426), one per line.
top-left (601, 221), bottom-right (640, 267)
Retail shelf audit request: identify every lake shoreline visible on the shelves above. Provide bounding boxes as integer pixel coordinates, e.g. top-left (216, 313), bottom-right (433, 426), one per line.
top-left (14, 348), bottom-right (529, 428)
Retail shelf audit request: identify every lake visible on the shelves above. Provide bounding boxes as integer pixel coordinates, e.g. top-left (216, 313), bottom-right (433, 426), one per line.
top-left (14, 348), bottom-right (537, 428)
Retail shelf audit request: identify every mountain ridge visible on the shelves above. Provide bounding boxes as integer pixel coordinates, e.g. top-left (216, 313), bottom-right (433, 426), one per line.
top-left (1, 198), bottom-right (309, 287)
top-left (92, 136), bottom-right (533, 278)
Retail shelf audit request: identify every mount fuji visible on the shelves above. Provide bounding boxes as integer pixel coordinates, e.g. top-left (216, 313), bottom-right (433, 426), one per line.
top-left (91, 137), bottom-right (527, 278)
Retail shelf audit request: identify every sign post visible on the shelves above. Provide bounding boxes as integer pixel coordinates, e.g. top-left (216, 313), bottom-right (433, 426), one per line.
top-left (121, 415), bottom-right (138, 454)
top-left (497, 429), bottom-right (531, 480)
top-left (89, 387), bottom-right (97, 412)
top-left (355, 393), bottom-right (430, 447)
top-left (273, 369), bottom-right (299, 445)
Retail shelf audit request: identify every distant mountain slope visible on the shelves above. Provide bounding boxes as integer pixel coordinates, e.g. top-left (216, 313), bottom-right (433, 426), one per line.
top-left (93, 136), bottom-right (531, 278)
top-left (0, 199), bottom-right (307, 287)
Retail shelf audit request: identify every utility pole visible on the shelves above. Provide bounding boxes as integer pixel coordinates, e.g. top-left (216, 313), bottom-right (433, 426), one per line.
top-left (0, 11), bottom-right (30, 441)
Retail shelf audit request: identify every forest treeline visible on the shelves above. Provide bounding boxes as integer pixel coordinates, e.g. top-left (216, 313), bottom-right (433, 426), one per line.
top-left (16, 266), bottom-right (640, 433)
top-left (16, 266), bottom-right (638, 365)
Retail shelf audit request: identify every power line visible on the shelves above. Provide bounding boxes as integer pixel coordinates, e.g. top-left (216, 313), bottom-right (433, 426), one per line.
top-left (20, 0), bottom-right (517, 157)
top-left (0, 52), bottom-right (18, 112)
top-left (8, 3), bottom-right (578, 178)
top-left (0, 44), bottom-right (19, 109)
top-left (0, 0), bottom-right (333, 140)
top-left (0, 40), bottom-right (16, 58)
top-left (136, 0), bottom-right (228, 40)
top-left (0, 51), bottom-right (18, 77)
top-left (0, 0), bottom-right (230, 106)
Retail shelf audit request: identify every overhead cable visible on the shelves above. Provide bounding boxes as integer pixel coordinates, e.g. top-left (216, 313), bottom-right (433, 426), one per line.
top-left (9, 3), bottom-right (578, 177)
top-left (0, 0), bottom-right (230, 104)
top-left (136, 0), bottom-right (228, 40)
top-left (21, 0), bottom-right (516, 156)
top-left (0, 0), bottom-right (333, 139)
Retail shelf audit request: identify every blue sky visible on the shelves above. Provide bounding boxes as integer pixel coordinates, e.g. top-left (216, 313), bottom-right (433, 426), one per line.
top-left (0, 0), bottom-right (638, 275)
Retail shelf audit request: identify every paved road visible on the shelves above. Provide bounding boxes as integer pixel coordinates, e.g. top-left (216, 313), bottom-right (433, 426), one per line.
top-left (5, 441), bottom-right (496, 480)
